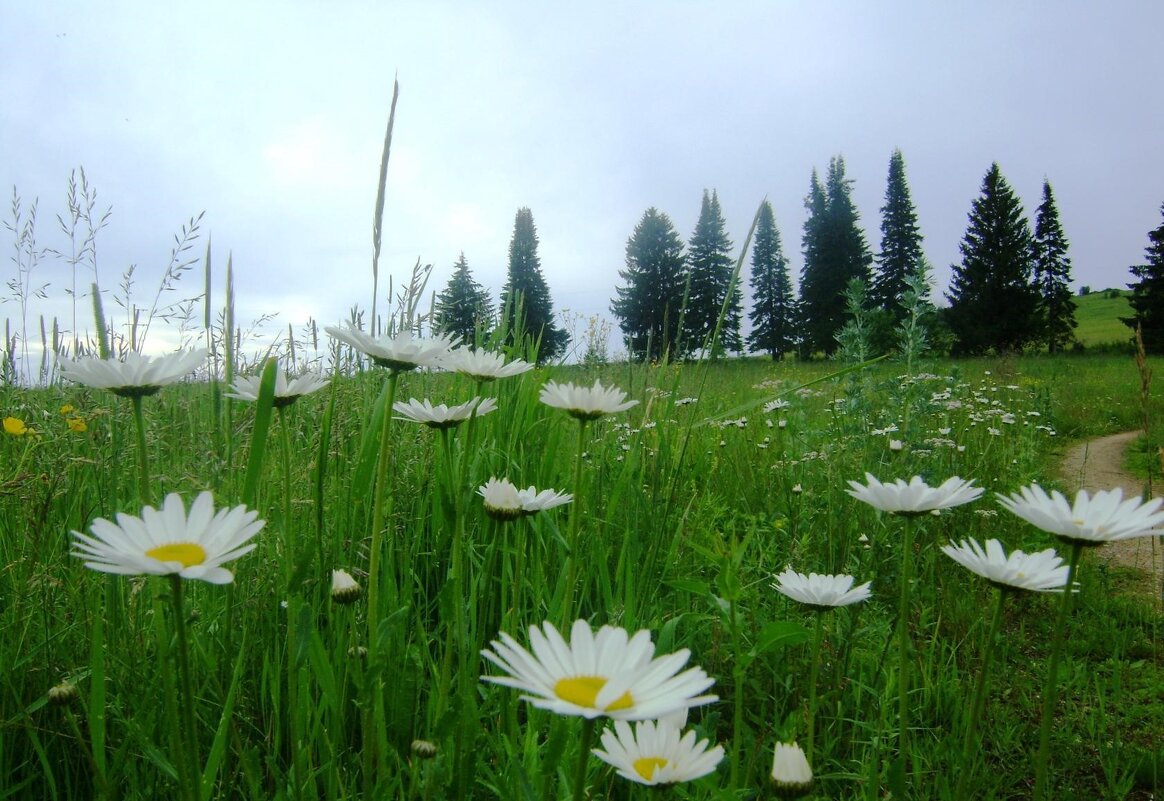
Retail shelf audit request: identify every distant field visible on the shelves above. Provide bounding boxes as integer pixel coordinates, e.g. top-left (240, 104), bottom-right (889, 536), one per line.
top-left (1074, 288), bottom-right (1133, 347)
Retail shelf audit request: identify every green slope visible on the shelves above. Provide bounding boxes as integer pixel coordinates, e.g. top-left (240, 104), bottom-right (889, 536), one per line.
top-left (1074, 288), bottom-right (1132, 347)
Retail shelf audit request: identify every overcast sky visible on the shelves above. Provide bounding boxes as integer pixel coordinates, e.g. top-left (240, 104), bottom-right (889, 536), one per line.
top-left (3, 1), bottom-right (1162, 359)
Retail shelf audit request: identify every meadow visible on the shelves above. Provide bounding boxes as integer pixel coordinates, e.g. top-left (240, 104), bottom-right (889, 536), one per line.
top-left (1, 330), bottom-right (1160, 799)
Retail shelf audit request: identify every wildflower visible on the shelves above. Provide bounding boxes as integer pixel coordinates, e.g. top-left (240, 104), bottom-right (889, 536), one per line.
top-left (770, 741), bottom-right (813, 797)
top-left (592, 719), bottom-right (724, 785)
top-left (481, 619), bottom-right (716, 720)
top-left (47, 680), bottom-right (80, 706)
top-left (846, 473), bottom-right (983, 516)
top-left (773, 568), bottom-right (871, 609)
top-left (71, 492), bottom-right (264, 584)
top-left (58, 349), bottom-right (207, 397)
top-left (440, 347), bottom-right (533, 381)
top-left (4, 416), bottom-right (29, 436)
top-left (539, 379), bottom-right (638, 420)
top-left (393, 397), bottom-right (497, 428)
top-left (478, 477), bottom-right (572, 520)
top-left (330, 569), bottom-right (362, 604)
top-left (411, 739), bottom-right (438, 760)
top-left (66, 417), bottom-right (87, 433)
top-left (763, 398), bottom-right (792, 413)
top-left (997, 484), bottom-right (1164, 546)
top-left (325, 325), bottom-right (455, 372)
top-left (59, 404), bottom-right (75, 415)
top-left (226, 369), bottom-right (329, 407)
top-left (941, 538), bottom-right (1070, 592)
top-left (888, 439), bottom-right (904, 451)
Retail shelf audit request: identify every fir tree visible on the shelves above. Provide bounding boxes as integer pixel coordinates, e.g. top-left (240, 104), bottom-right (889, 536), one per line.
top-left (873, 149), bottom-right (924, 317)
top-left (798, 157), bottom-right (872, 356)
top-left (747, 200), bottom-right (797, 359)
top-left (945, 163), bottom-right (1040, 355)
top-left (499, 207), bottom-right (568, 362)
top-left (1125, 203), bottom-right (1164, 353)
top-left (611, 208), bottom-right (688, 361)
top-left (1032, 180), bottom-right (1077, 353)
top-left (434, 252), bottom-right (494, 345)
top-left (683, 190), bottom-right (742, 356)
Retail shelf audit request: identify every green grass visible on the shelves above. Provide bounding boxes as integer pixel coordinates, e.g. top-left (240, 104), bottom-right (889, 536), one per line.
top-left (1075, 289), bottom-right (1134, 348)
top-left (0, 350), bottom-right (1160, 800)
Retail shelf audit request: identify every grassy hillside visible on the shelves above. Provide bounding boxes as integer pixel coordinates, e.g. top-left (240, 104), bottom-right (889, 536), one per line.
top-left (1074, 288), bottom-right (1133, 347)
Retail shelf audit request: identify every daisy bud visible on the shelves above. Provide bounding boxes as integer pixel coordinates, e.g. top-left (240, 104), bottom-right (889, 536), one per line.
top-left (347, 645), bottom-right (368, 660)
top-left (48, 680), bottom-right (79, 707)
top-left (770, 741), bottom-right (813, 797)
top-left (331, 570), bottom-right (362, 604)
top-left (411, 739), bottom-right (438, 760)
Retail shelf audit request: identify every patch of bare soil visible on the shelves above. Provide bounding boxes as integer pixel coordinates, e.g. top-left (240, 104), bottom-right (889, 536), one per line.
top-left (1059, 430), bottom-right (1162, 606)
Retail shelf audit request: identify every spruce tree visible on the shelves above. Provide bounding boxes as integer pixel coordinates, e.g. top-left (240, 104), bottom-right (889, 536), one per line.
top-left (683, 190), bottom-right (742, 355)
top-left (434, 252), bottom-right (494, 345)
top-left (499, 207), bottom-right (568, 362)
top-left (1125, 203), bottom-right (1164, 353)
top-left (798, 157), bottom-right (872, 356)
top-left (747, 200), bottom-right (797, 359)
top-left (873, 149), bottom-right (924, 317)
top-left (945, 163), bottom-right (1040, 355)
top-left (611, 208), bottom-right (688, 361)
top-left (1032, 180), bottom-right (1077, 353)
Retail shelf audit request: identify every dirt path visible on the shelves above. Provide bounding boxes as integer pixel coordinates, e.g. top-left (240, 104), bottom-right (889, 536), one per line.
top-left (1059, 430), bottom-right (1162, 605)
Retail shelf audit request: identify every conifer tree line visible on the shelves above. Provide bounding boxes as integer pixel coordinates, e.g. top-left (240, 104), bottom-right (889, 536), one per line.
top-left (436, 152), bottom-right (1122, 362)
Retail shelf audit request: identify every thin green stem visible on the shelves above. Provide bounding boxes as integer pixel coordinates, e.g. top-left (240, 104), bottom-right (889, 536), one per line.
top-left (896, 514), bottom-right (919, 765)
top-left (1033, 541), bottom-right (1084, 801)
top-left (729, 591), bottom-right (744, 789)
top-left (168, 575), bottom-right (201, 801)
top-left (130, 395), bottom-right (151, 505)
top-left (955, 587), bottom-right (1007, 800)
top-left (562, 418), bottom-right (589, 622)
top-left (278, 408), bottom-right (295, 589)
top-left (806, 610), bottom-right (826, 763)
top-left (572, 718), bottom-right (595, 801)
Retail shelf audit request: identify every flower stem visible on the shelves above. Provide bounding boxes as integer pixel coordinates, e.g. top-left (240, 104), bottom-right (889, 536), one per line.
top-left (572, 718), bottom-right (595, 801)
top-left (130, 395), bottom-right (151, 505)
top-left (1032, 541), bottom-right (1084, 801)
top-left (168, 575), bottom-right (201, 801)
top-left (955, 586), bottom-right (1007, 800)
top-left (806, 610), bottom-right (826, 763)
top-left (277, 408), bottom-right (296, 588)
top-left (562, 418), bottom-right (589, 622)
top-left (896, 514), bottom-right (917, 767)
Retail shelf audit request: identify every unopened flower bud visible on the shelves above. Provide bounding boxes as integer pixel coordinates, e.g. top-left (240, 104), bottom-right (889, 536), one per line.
top-left (48, 681), bottom-right (79, 706)
top-left (411, 739), bottom-right (438, 760)
top-left (770, 741), bottom-right (813, 798)
top-left (331, 569), bottom-right (362, 604)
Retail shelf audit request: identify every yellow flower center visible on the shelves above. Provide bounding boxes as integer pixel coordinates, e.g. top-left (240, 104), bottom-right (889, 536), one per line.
top-left (633, 756), bottom-right (668, 781)
top-left (553, 676), bottom-right (634, 711)
top-left (146, 543), bottom-right (207, 568)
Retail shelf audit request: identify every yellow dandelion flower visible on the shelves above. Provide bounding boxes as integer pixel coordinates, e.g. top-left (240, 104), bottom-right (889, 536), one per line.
top-left (59, 404), bottom-right (76, 415)
top-left (4, 417), bottom-right (28, 436)
top-left (66, 417), bottom-right (88, 433)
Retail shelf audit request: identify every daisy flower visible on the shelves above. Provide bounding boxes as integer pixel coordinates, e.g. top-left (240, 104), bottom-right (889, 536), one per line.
top-left (71, 491), bottom-right (264, 584)
top-left (593, 719), bottom-right (724, 785)
top-left (773, 568), bottom-right (872, 609)
top-left (393, 397), bottom-right (497, 428)
top-left (478, 477), bottom-right (573, 520)
top-left (59, 349), bottom-right (207, 397)
top-left (997, 484), bottom-right (1164, 546)
top-left (330, 569), bottom-right (362, 604)
top-left (539, 379), bottom-right (639, 420)
top-left (440, 347), bottom-right (533, 381)
top-left (480, 619), bottom-right (717, 720)
top-left (846, 473), bottom-right (983, 515)
top-left (226, 369), bottom-right (329, 407)
top-left (941, 538), bottom-right (1070, 592)
top-left (324, 325), bottom-right (456, 372)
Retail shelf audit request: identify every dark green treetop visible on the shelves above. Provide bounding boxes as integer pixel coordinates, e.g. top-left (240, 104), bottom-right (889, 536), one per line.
top-left (746, 200), bottom-right (797, 359)
top-left (873, 149), bottom-right (924, 317)
top-left (499, 207), bottom-right (568, 363)
top-left (1032, 180), bottom-right (1077, 353)
top-left (610, 207), bottom-right (688, 362)
top-left (434, 252), bottom-right (494, 346)
top-left (1125, 203), bottom-right (1164, 353)
top-left (945, 163), bottom-right (1040, 355)
top-left (683, 189), bottom-right (742, 356)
